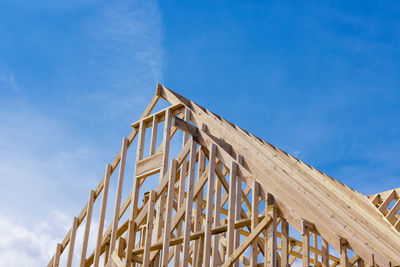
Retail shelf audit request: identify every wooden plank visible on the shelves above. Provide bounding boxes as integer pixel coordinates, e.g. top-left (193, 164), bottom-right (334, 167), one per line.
top-left (154, 108), bottom-right (172, 262)
top-left (193, 146), bottom-right (206, 266)
top-left (182, 139), bottom-right (197, 267)
top-left (173, 108), bottom-right (191, 267)
top-left (161, 159), bottom-right (177, 267)
top-left (227, 161), bottom-right (238, 258)
top-left (265, 195), bottom-right (277, 267)
top-left (340, 238), bottom-right (349, 267)
top-left (80, 190), bottom-right (95, 267)
top-left (322, 238), bottom-right (329, 267)
top-left (110, 137), bottom-right (128, 254)
top-left (94, 164), bottom-right (112, 267)
top-left (313, 233), bottom-right (318, 267)
top-left (66, 217), bottom-right (79, 267)
top-left (182, 109), bottom-right (191, 144)
top-left (213, 164), bottom-right (223, 266)
top-left (53, 243), bottom-right (62, 267)
top-left (251, 181), bottom-right (260, 267)
top-left (234, 155), bottom-right (243, 267)
top-left (143, 190), bottom-right (157, 266)
top-left (203, 143), bottom-right (217, 266)
top-left (124, 120), bottom-right (146, 266)
top-left (221, 215), bottom-right (272, 267)
top-left (281, 218), bottom-right (289, 267)
top-left (173, 156), bottom-right (188, 266)
top-left (302, 224), bottom-right (310, 267)
top-left (135, 152), bottom-right (163, 177)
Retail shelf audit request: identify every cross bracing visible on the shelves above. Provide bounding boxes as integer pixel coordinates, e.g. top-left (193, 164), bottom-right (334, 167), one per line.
top-left (47, 84), bottom-right (400, 267)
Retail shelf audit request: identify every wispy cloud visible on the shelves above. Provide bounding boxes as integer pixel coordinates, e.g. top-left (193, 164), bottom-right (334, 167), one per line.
top-left (77, 0), bottom-right (163, 115)
top-left (0, 210), bottom-right (68, 266)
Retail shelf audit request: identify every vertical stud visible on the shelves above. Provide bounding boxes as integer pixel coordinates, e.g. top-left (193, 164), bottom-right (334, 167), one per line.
top-left (161, 159), bottom-right (177, 266)
top-left (322, 238), bottom-right (329, 267)
top-left (302, 223), bottom-right (310, 267)
top-left (281, 218), bottom-right (289, 267)
top-left (66, 217), bottom-right (79, 267)
top-left (203, 143), bottom-right (217, 266)
top-left (125, 120), bottom-right (146, 266)
top-left (80, 190), bottom-right (95, 267)
top-left (110, 137), bottom-right (129, 254)
top-left (212, 163), bottom-right (223, 266)
top-left (265, 194), bottom-right (277, 267)
top-left (94, 164), bottom-right (112, 267)
top-left (143, 190), bottom-right (157, 266)
top-left (227, 161), bottom-right (238, 258)
top-left (181, 139), bottom-right (197, 267)
top-left (251, 181), bottom-right (260, 267)
top-left (340, 238), bottom-right (349, 267)
top-left (53, 243), bottom-right (62, 267)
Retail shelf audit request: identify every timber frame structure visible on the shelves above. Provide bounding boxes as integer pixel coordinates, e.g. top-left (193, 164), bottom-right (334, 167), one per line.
top-left (48, 84), bottom-right (400, 267)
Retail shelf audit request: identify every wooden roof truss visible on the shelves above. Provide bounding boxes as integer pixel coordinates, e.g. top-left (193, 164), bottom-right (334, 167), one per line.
top-left (47, 84), bottom-right (400, 267)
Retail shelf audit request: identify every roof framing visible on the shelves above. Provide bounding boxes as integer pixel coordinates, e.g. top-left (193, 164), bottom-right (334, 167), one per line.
top-left (47, 84), bottom-right (400, 267)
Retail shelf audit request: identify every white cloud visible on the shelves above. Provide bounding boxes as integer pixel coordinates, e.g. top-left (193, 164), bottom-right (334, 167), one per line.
top-left (0, 211), bottom-right (68, 266)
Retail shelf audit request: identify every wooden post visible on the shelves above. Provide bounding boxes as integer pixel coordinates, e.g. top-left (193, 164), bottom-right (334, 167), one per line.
top-left (212, 164), bottom-right (222, 266)
top-left (203, 143), bottom-right (217, 266)
top-left (234, 155), bottom-right (243, 267)
top-left (281, 218), bottom-right (289, 267)
top-left (227, 161), bottom-right (238, 258)
top-left (125, 120), bottom-right (146, 266)
top-left (251, 181), bottom-right (260, 267)
top-left (313, 233), bottom-right (318, 267)
top-left (154, 108), bottom-right (172, 265)
top-left (181, 139), bottom-right (197, 267)
top-left (322, 238), bottom-right (329, 267)
top-left (110, 137), bottom-right (128, 254)
top-left (173, 108), bottom-right (190, 267)
top-left (66, 217), bottom-right (79, 267)
top-left (161, 159), bottom-right (177, 267)
top-left (193, 146), bottom-right (206, 266)
top-left (143, 190), bottom-right (157, 266)
top-left (302, 223), bottom-right (310, 267)
top-left (80, 190), bottom-right (95, 267)
top-left (340, 238), bottom-right (349, 267)
top-left (94, 164), bottom-right (112, 267)
top-left (173, 157), bottom-right (187, 267)
top-left (265, 194), bottom-right (277, 267)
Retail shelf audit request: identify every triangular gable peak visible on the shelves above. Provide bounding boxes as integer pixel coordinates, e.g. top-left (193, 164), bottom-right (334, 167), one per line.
top-left (48, 84), bottom-right (400, 267)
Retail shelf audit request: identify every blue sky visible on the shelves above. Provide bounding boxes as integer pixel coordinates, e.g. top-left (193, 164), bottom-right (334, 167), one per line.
top-left (0, 0), bottom-right (399, 265)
